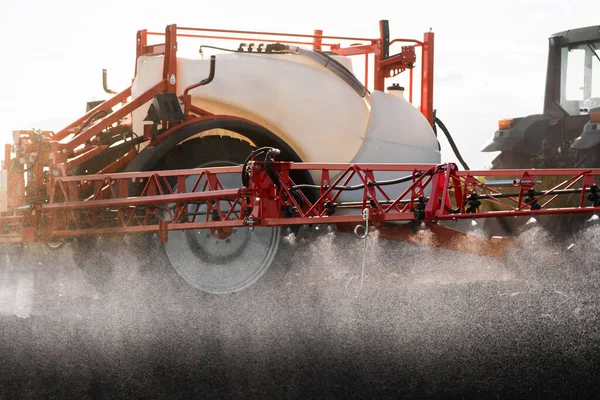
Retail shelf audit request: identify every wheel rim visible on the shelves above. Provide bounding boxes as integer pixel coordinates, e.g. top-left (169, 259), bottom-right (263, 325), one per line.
top-left (163, 159), bottom-right (281, 294)
top-left (45, 241), bottom-right (65, 250)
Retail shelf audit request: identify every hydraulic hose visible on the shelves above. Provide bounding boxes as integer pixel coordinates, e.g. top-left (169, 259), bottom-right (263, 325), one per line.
top-left (241, 146), bottom-right (277, 187)
top-left (74, 110), bottom-right (109, 137)
top-left (434, 116), bottom-right (470, 171)
top-left (263, 148), bottom-right (281, 189)
top-left (290, 172), bottom-right (425, 192)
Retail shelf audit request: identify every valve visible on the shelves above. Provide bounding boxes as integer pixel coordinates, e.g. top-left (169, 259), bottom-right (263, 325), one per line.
top-left (413, 196), bottom-right (426, 220)
top-left (282, 204), bottom-right (297, 218)
top-left (524, 189), bottom-right (541, 210)
top-left (465, 193), bottom-right (481, 213)
top-left (587, 185), bottom-right (600, 207)
top-left (323, 201), bottom-right (335, 216)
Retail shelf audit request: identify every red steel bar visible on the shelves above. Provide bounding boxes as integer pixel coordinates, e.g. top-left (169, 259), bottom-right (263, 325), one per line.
top-left (0, 162), bottom-right (598, 244)
top-left (420, 31), bottom-right (435, 125)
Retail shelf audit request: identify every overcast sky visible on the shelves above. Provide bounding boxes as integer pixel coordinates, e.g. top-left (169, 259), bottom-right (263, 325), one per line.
top-left (0, 0), bottom-right (598, 169)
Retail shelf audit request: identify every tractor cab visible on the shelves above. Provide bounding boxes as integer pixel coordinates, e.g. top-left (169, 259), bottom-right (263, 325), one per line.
top-left (482, 25), bottom-right (600, 169)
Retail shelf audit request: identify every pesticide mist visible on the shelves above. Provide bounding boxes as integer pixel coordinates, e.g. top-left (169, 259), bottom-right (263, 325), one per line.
top-left (1, 222), bottom-right (600, 397)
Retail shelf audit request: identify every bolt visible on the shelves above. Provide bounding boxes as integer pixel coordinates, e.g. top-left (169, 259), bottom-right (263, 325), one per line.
top-left (226, 239), bottom-right (231, 243)
top-left (233, 229), bottom-right (238, 233)
top-left (52, 170), bottom-right (59, 177)
top-left (61, 149), bottom-right (67, 154)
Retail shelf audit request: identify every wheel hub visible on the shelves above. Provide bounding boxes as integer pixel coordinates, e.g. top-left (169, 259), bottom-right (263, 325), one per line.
top-left (162, 155), bottom-right (281, 294)
top-left (209, 226), bottom-right (234, 240)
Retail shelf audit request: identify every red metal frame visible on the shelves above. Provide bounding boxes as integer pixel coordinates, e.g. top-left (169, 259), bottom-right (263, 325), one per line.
top-left (36, 21), bottom-right (434, 176)
top-left (146, 22), bottom-right (434, 123)
top-left (1, 161), bottom-right (599, 245)
top-left (0, 22), bottom-right (452, 249)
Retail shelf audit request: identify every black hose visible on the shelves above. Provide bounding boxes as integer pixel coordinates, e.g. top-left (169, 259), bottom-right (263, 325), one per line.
top-left (432, 109), bottom-right (441, 151)
top-left (263, 148), bottom-right (281, 189)
top-left (75, 110), bottom-right (109, 137)
top-left (473, 187), bottom-right (590, 200)
top-left (434, 116), bottom-right (470, 171)
top-left (200, 56), bottom-right (216, 86)
top-left (199, 45), bottom-right (240, 53)
top-left (241, 146), bottom-right (277, 187)
top-left (296, 48), bottom-right (368, 98)
top-left (290, 172), bottom-right (424, 192)
top-left (444, 204), bottom-right (461, 214)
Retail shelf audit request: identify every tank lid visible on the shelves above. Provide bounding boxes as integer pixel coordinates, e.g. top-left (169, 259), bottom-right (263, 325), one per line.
top-left (387, 84), bottom-right (405, 91)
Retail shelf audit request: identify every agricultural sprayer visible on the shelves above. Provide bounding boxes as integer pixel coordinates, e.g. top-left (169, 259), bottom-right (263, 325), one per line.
top-left (2, 21), bottom-right (600, 294)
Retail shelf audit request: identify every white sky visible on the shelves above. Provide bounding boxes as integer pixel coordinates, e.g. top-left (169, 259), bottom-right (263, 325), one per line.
top-left (0, 0), bottom-right (598, 169)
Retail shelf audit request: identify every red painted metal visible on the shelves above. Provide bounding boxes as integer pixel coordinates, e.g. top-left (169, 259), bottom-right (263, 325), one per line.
top-left (312, 29), bottom-right (323, 51)
top-left (421, 32), bottom-right (435, 125)
top-left (26, 20), bottom-right (433, 195)
top-left (173, 26), bottom-right (375, 42)
top-left (163, 24), bottom-right (178, 93)
top-left (135, 29), bottom-right (147, 76)
top-left (61, 81), bottom-right (165, 153)
top-left (0, 161), bottom-right (599, 244)
top-left (364, 54), bottom-right (369, 88)
top-left (66, 146), bottom-right (109, 169)
top-left (144, 21), bottom-right (432, 112)
top-left (380, 46), bottom-right (416, 78)
top-left (0, 22), bottom-right (466, 250)
top-left (52, 87), bottom-right (132, 142)
top-left (333, 44), bottom-right (378, 57)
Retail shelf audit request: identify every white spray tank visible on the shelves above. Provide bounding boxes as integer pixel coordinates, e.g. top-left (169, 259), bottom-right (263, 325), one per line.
top-left (130, 51), bottom-right (440, 202)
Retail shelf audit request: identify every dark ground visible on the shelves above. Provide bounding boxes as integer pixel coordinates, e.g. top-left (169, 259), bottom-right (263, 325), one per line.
top-left (1, 225), bottom-right (600, 399)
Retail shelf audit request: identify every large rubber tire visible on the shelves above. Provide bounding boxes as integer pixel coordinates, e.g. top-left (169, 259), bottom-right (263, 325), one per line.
top-left (72, 135), bottom-right (295, 296)
top-left (479, 152), bottom-right (534, 238)
top-left (155, 136), bottom-right (287, 294)
top-left (481, 145), bottom-right (600, 238)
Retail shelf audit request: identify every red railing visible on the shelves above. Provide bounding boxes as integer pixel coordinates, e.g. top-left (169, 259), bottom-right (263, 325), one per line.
top-left (138, 22), bottom-right (435, 123)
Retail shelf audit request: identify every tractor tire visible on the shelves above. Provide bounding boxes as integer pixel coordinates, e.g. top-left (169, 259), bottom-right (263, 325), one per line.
top-left (481, 145), bottom-right (600, 239)
top-left (479, 151), bottom-right (534, 238)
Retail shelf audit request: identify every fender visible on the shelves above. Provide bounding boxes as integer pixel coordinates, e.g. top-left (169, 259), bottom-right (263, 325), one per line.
top-left (124, 116), bottom-right (315, 195)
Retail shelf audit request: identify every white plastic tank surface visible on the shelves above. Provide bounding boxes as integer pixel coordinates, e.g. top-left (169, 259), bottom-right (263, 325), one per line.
top-left (131, 51), bottom-right (441, 202)
top-left (132, 53), bottom-right (370, 163)
top-left (341, 89), bottom-right (440, 203)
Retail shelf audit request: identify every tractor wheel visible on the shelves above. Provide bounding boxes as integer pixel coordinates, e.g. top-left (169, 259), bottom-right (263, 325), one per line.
top-left (72, 135), bottom-right (295, 296)
top-left (479, 151), bottom-right (534, 238)
top-left (481, 147), bottom-right (598, 239)
top-left (155, 136), bottom-right (286, 294)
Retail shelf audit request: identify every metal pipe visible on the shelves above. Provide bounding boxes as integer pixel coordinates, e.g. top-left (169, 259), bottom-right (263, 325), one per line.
top-left (183, 55), bottom-right (216, 99)
top-left (483, 179), bottom-right (541, 187)
top-left (102, 69), bottom-right (117, 94)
